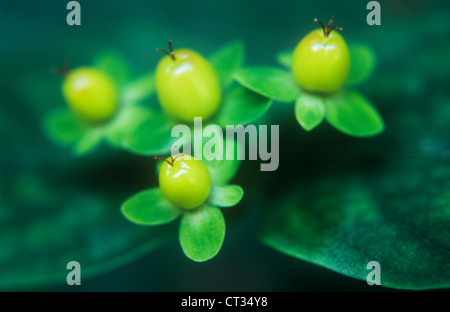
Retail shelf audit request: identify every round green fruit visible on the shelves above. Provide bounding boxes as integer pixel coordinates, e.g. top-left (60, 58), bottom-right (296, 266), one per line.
top-left (292, 18), bottom-right (350, 93)
top-left (63, 67), bottom-right (118, 122)
top-left (155, 41), bottom-right (222, 123)
top-left (159, 154), bottom-right (211, 210)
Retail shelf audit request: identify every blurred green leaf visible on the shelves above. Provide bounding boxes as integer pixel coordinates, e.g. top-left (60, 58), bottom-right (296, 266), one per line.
top-left (0, 175), bottom-right (170, 290)
top-left (209, 185), bottom-right (244, 208)
top-left (72, 126), bottom-right (105, 156)
top-left (122, 111), bottom-right (177, 156)
top-left (262, 156), bottom-right (450, 290)
top-left (234, 66), bottom-right (300, 102)
top-left (203, 137), bottom-right (242, 185)
top-left (215, 86), bottom-right (272, 126)
top-left (209, 40), bottom-right (245, 87)
top-left (121, 188), bottom-right (181, 226)
top-left (93, 50), bottom-right (132, 88)
top-left (106, 105), bottom-right (153, 148)
top-left (295, 93), bottom-right (326, 131)
top-left (121, 73), bottom-right (155, 105)
top-left (179, 205), bottom-right (225, 262)
top-left (276, 49), bottom-right (293, 68)
top-left (346, 44), bottom-right (377, 86)
top-left (43, 109), bottom-right (85, 145)
top-left (325, 90), bottom-right (384, 137)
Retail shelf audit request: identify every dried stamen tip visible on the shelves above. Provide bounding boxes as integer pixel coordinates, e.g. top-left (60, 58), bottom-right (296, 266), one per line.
top-left (315, 17), bottom-right (342, 37)
top-left (156, 40), bottom-right (176, 61)
top-left (155, 156), bottom-right (172, 166)
top-left (50, 59), bottom-right (71, 77)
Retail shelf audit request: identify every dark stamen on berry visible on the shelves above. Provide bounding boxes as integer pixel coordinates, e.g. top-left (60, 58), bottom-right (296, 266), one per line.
top-left (171, 153), bottom-right (185, 164)
top-left (314, 18), bottom-right (326, 35)
top-left (50, 58), bottom-right (71, 77)
top-left (156, 40), bottom-right (176, 61)
top-left (315, 17), bottom-right (342, 37)
top-left (154, 156), bottom-right (172, 166)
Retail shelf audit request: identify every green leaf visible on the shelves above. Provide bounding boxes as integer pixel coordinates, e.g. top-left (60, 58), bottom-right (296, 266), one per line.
top-left (43, 109), bottom-right (85, 145)
top-left (121, 73), bottom-right (155, 105)
top-left (203, 137), bottom-right (242, 185)
top-left (261, 157), bottom-right (450, 290)
top-left (0, 171), bottom-right (171, 290)
top-left (209, 40), bottom-right (245, 87)
top-left (121, 188), bottom-right (181, 226)
top-left (295, 93), bottom-right (326, 131)
top-left (325, 90), bottom-right (384, 137)
top-left (122, 111), bottom-right (177, 156)
top-left (105, 106), bottom-right (153, 148)
top-left (72, 126), bottom-right (105, 156)
top-left (346, 44), bottom-right (377, 86)
top-left (209, 185), bottom-right (244, 207)
top-left (215, 85), bottom-right (272, 126)
top-left (276, 49), bottom-right (293, 68)
top-left (93, 50), bottom-right (131, 88)
top-left (179, 205), bottom-right (225, 262)
top-left (234, 66), bottom-right (300, 102)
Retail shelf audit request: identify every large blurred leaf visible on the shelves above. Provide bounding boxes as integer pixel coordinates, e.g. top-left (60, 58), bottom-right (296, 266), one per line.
top-left (0, 171), bottom-right (172, 290)
top-left (262, 154), bottom-right (450, 290)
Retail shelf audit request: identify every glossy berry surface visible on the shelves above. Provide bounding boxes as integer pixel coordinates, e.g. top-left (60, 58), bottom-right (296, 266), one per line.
top-left (292, 18), bottom-right (350, 93)
top-left (155, 43), bottom-right (222, 123)
top-left (159, 154), bottom-right (211, 210)
top-left (63, 67), bottom-right (118, 122)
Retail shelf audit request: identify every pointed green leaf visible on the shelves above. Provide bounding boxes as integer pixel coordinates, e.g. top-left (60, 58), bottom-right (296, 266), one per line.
top-left (209, 185), bottom-right (244, 207)
top-left (262, 156), bottom-right (450, 290)
top-left (295, 93), bottom-right (326, 131)
top-left (43, 109), bottom-right (85, 145)
top-left (72, 127), bottom-right (104, 156)
top-left (234, 66), bottom-right (300, 102)
top-left (179, 205), bottom-right (225, 262)
top-left (122, 112), bottom-right (177, 156)
top-left (121, 73), bottom-right (155, 105)
top-left (276, 49), bottom-right (294, 68)
top-left (325, 90), bottom-right (384, 137)
top-left (105, 106), bottom-right (153, 148)
top-left (209, 40), bottom-right (245, 87)
top-left (215, 85), bottom-right (272, 126)
top-left (93, 50), bottom-right (131, 88)
top-left (347, 44), bottom-right (377, 86)
top-left (121, 188), bottom-right (181, 226)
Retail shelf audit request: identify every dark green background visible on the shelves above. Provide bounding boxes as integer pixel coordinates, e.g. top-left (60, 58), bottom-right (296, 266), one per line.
top-left (0, 0), bottom-right (449, 291)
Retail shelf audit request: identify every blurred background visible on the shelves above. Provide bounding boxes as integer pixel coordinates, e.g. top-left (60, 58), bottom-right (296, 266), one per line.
top-left (0, 0), bottom-right (449, 291)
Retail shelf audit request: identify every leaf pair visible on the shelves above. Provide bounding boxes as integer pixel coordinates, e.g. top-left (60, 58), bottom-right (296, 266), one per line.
top-left (121, 166), bottom-right (244, 262)
top-left (234, 44), bottom-right (384, 137)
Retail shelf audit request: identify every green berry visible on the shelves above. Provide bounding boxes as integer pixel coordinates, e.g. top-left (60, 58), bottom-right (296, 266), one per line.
top-left (158, 154), bottom-right (211, 210)
top-left (155, 40), bottom-right (222, 123)
top-left (292, 17), bottom-right (350, 93)
top-left (63, 67), bottom-right (118, 122)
